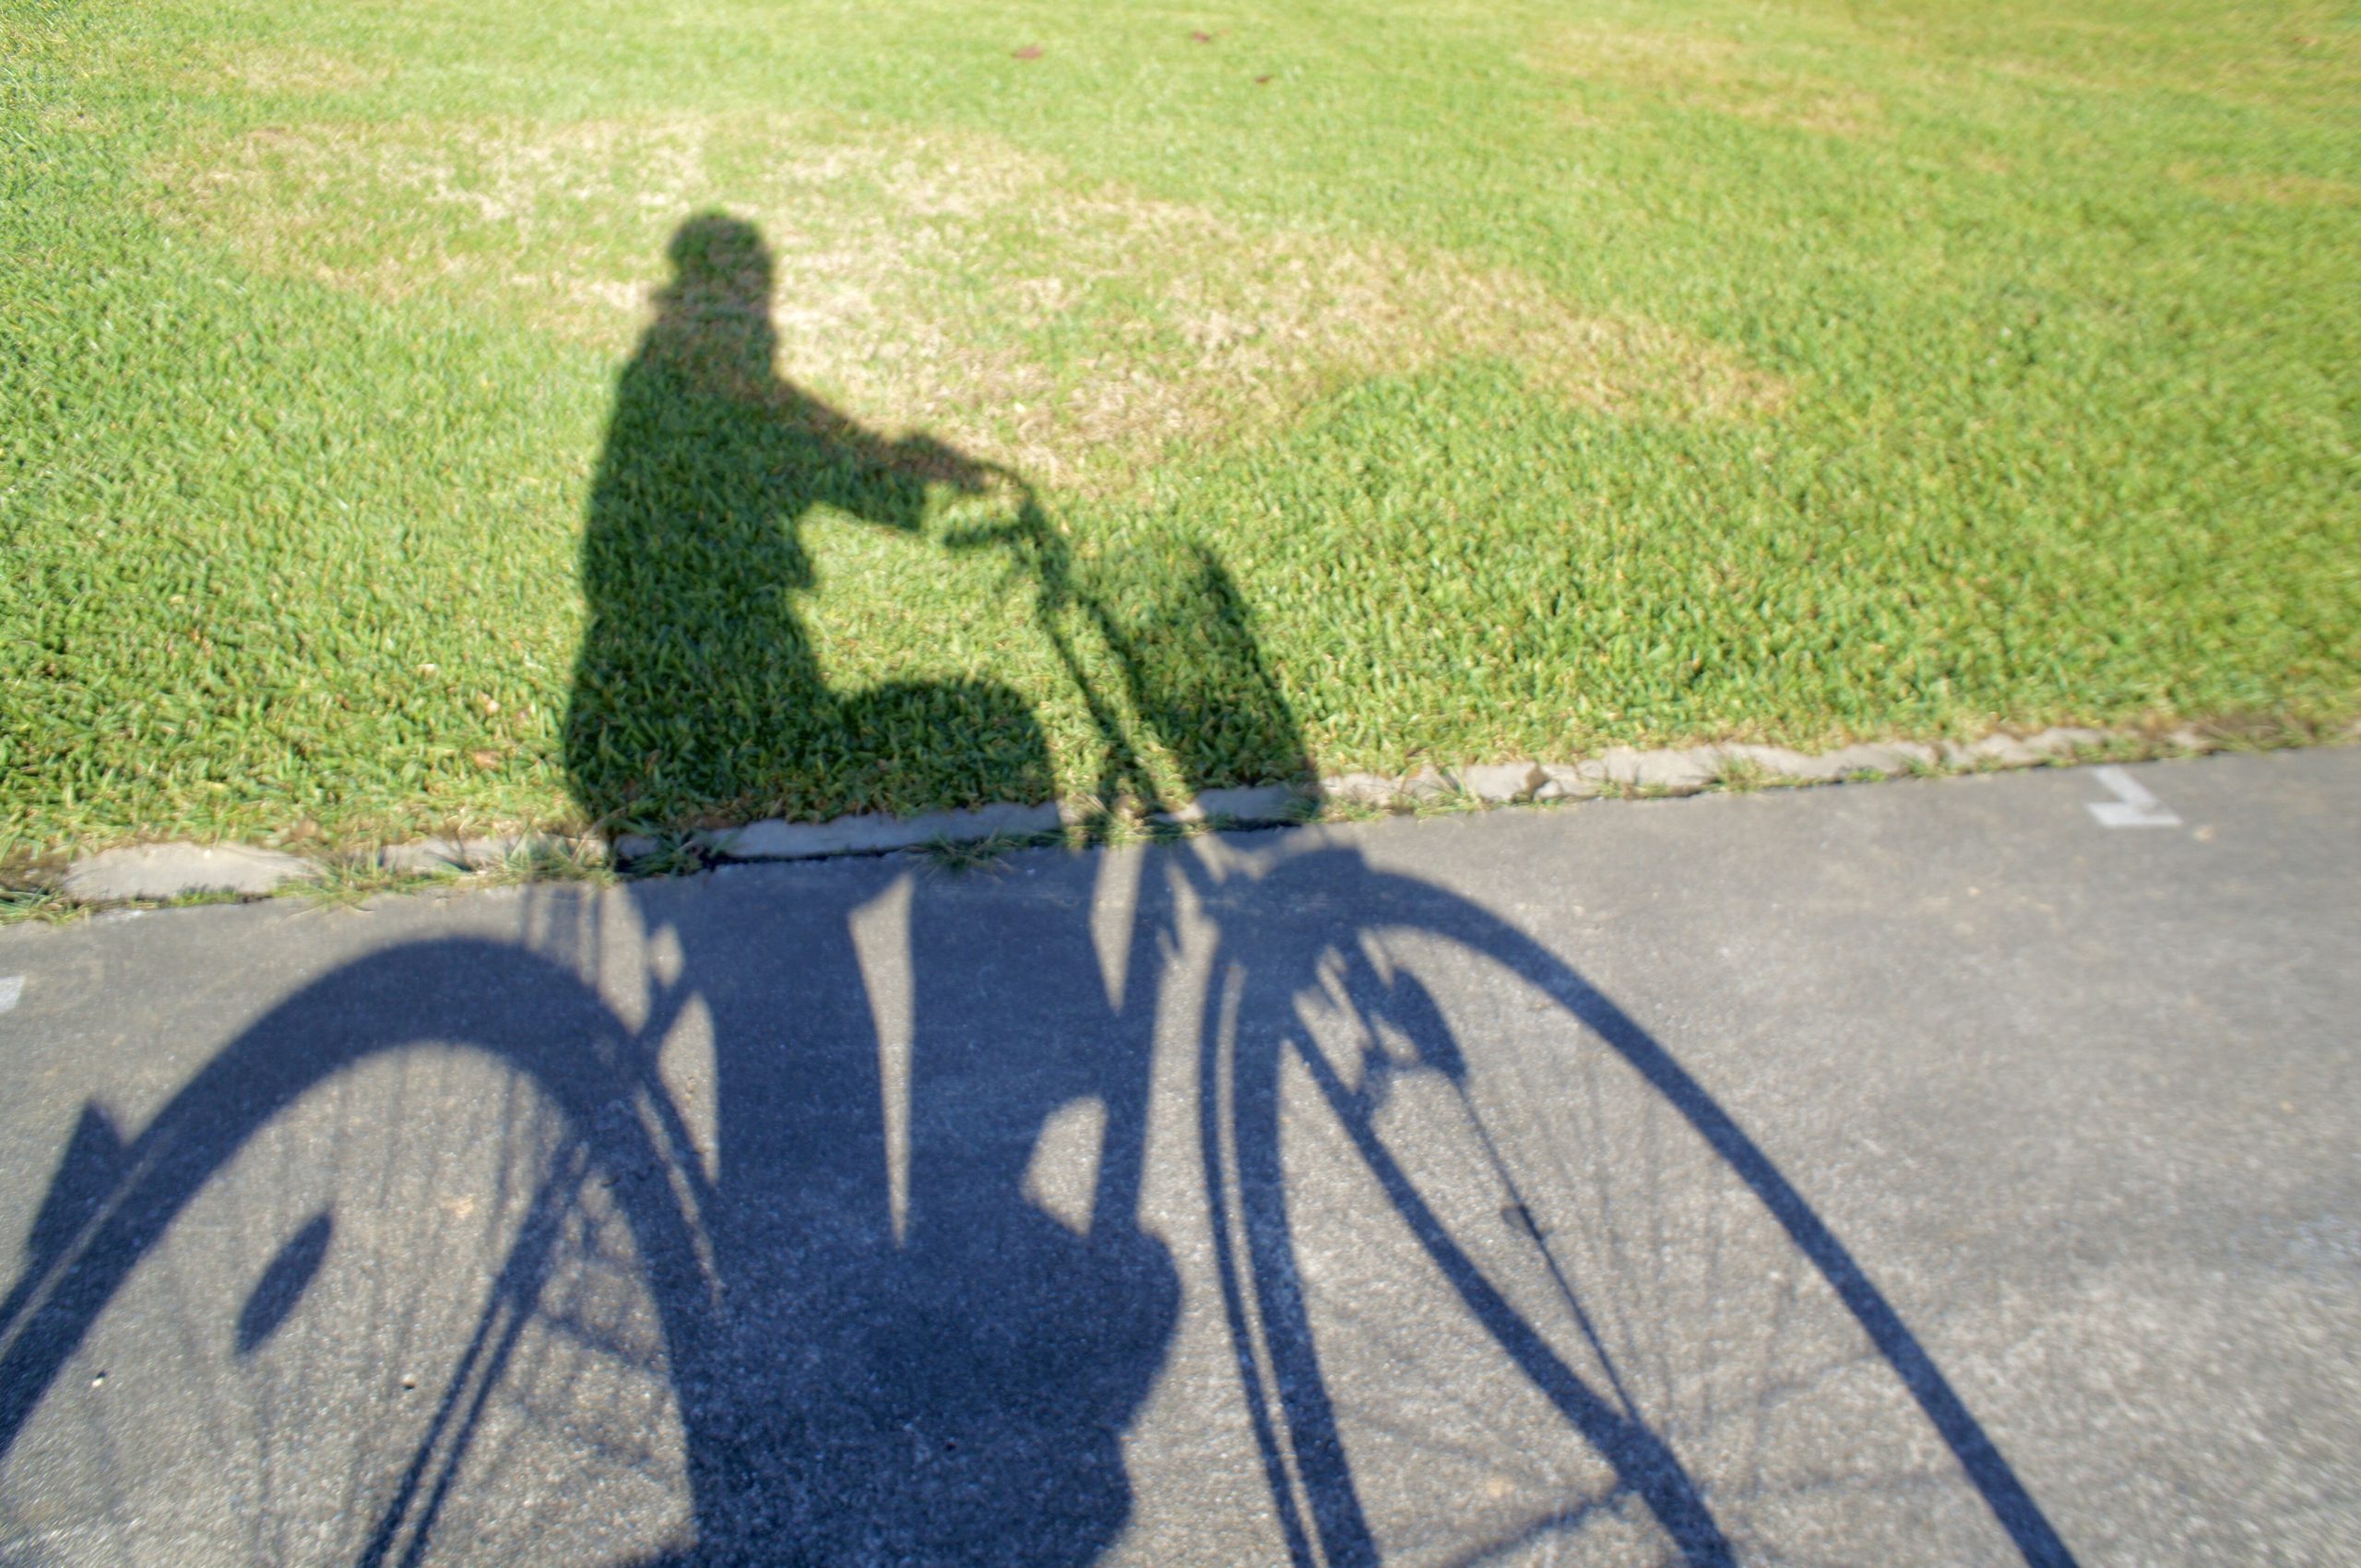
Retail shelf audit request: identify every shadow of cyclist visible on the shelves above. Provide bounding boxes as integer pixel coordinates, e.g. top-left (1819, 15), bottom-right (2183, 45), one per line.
top-left (0, 213), bottom-right (2077, 1568)
top-left (564, 212), bottom-right (1050, 828)
top-left (567, 213), bottom-right (1184, 1562)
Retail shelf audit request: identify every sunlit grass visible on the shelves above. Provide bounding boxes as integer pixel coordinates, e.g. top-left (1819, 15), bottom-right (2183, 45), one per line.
top-left (4, 0), bottom-right (2355, 863)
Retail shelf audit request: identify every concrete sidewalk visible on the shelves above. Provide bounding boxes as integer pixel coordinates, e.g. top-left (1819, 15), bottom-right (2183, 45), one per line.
top-left (0, 749), bottom-right (2354, 1565)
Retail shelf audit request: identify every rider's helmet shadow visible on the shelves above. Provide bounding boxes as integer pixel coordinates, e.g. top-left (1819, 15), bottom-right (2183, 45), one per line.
top-left (564, 212), bottom-right (1051, 831)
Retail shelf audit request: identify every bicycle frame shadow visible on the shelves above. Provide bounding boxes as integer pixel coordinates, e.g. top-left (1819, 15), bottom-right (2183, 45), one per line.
top-left (0, 214), bottom-right (2078, 1565)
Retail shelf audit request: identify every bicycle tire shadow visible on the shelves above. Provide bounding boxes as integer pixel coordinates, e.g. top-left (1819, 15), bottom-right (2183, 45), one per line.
top-left (0, 214), bottom-right (2075, 1567)
top-left (0, 913), bottom-right (1184, 1564)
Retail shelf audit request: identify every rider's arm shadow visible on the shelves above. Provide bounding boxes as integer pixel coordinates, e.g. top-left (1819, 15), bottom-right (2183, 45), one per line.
top-left (758, 382), bottom-right (1009, 556)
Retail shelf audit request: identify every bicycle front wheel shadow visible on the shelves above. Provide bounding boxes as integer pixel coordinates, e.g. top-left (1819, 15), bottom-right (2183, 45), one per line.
top-left (0, 938), bottom-right (709, 1568)
top-left (1199, 847), bottom-right (2070, 1568)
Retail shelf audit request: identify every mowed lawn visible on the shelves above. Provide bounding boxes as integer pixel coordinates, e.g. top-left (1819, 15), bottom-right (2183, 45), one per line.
top-left (4, 0), bottom-right (2356, 861)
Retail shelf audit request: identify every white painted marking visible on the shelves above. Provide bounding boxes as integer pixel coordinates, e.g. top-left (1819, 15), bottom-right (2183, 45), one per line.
top-left (0, 976), bottom-right (20, 1016)
top-left (2086, 766), bottom-right (2182, 828)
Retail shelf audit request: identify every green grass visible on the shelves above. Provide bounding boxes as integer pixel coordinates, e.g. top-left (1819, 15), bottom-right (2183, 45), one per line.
top-left (920, 831), bottom-right (1031, 876)
top-left (4, 0), bottom-right (2355, 863)
top-left (0, 885), bottom-right (84, 927)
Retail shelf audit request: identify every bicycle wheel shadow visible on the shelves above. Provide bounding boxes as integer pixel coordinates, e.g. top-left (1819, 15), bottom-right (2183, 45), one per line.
top-left (0, 213), bottom-right (2076, 1566)
top-left (1189, 840), bottom-right (2083, 1567)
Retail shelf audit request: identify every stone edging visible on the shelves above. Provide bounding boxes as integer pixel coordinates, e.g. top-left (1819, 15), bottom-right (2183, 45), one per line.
top-left (30, 724), bottom-right (2288, 908)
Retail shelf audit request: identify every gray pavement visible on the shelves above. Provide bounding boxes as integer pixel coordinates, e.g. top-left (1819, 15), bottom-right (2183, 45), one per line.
top-left (0, 749), bottom-right (2355, 1566)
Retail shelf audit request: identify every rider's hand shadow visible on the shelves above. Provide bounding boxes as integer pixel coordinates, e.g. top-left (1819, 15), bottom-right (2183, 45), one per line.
top-left (564, 213), bottom-right (1050, 831)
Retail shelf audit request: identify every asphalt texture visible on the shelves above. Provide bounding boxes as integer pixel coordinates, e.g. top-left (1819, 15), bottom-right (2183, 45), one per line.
top-left (0, 749), bottom-right (2355, 1566)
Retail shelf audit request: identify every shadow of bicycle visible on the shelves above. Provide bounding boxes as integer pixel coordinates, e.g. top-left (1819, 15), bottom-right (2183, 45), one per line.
top-left (0, 216), bottom-right (2075, 1567)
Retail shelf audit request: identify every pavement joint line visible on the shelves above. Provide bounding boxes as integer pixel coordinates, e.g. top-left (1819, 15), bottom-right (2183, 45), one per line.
top-left (23, 723), bottom-right (2345, 909)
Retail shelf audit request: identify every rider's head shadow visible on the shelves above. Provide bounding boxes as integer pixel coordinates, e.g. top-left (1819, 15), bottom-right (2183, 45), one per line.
top-left (638, 215), bottom-right (984, 496)
top-left (641, 213), bottom-right (781, 410)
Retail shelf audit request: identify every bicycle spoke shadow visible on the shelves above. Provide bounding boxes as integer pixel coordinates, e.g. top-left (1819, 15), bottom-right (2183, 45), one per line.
top-left (0, 215), bottom-right (2074, 1566)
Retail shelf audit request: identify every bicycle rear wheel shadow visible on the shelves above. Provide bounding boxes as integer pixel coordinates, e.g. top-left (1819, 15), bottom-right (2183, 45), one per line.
top-left (0, 938), bottom-right (713, 1565)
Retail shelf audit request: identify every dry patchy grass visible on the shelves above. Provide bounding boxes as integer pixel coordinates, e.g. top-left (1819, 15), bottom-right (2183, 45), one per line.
top-left (156, 113), bottom-right (1784, 487)
top-left (206, 44), bottom-right (389, 96)
top-left (1528, 24), bottom-right (1883, 137)
top-left (2176, 168), bottom-right (2361, 208)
